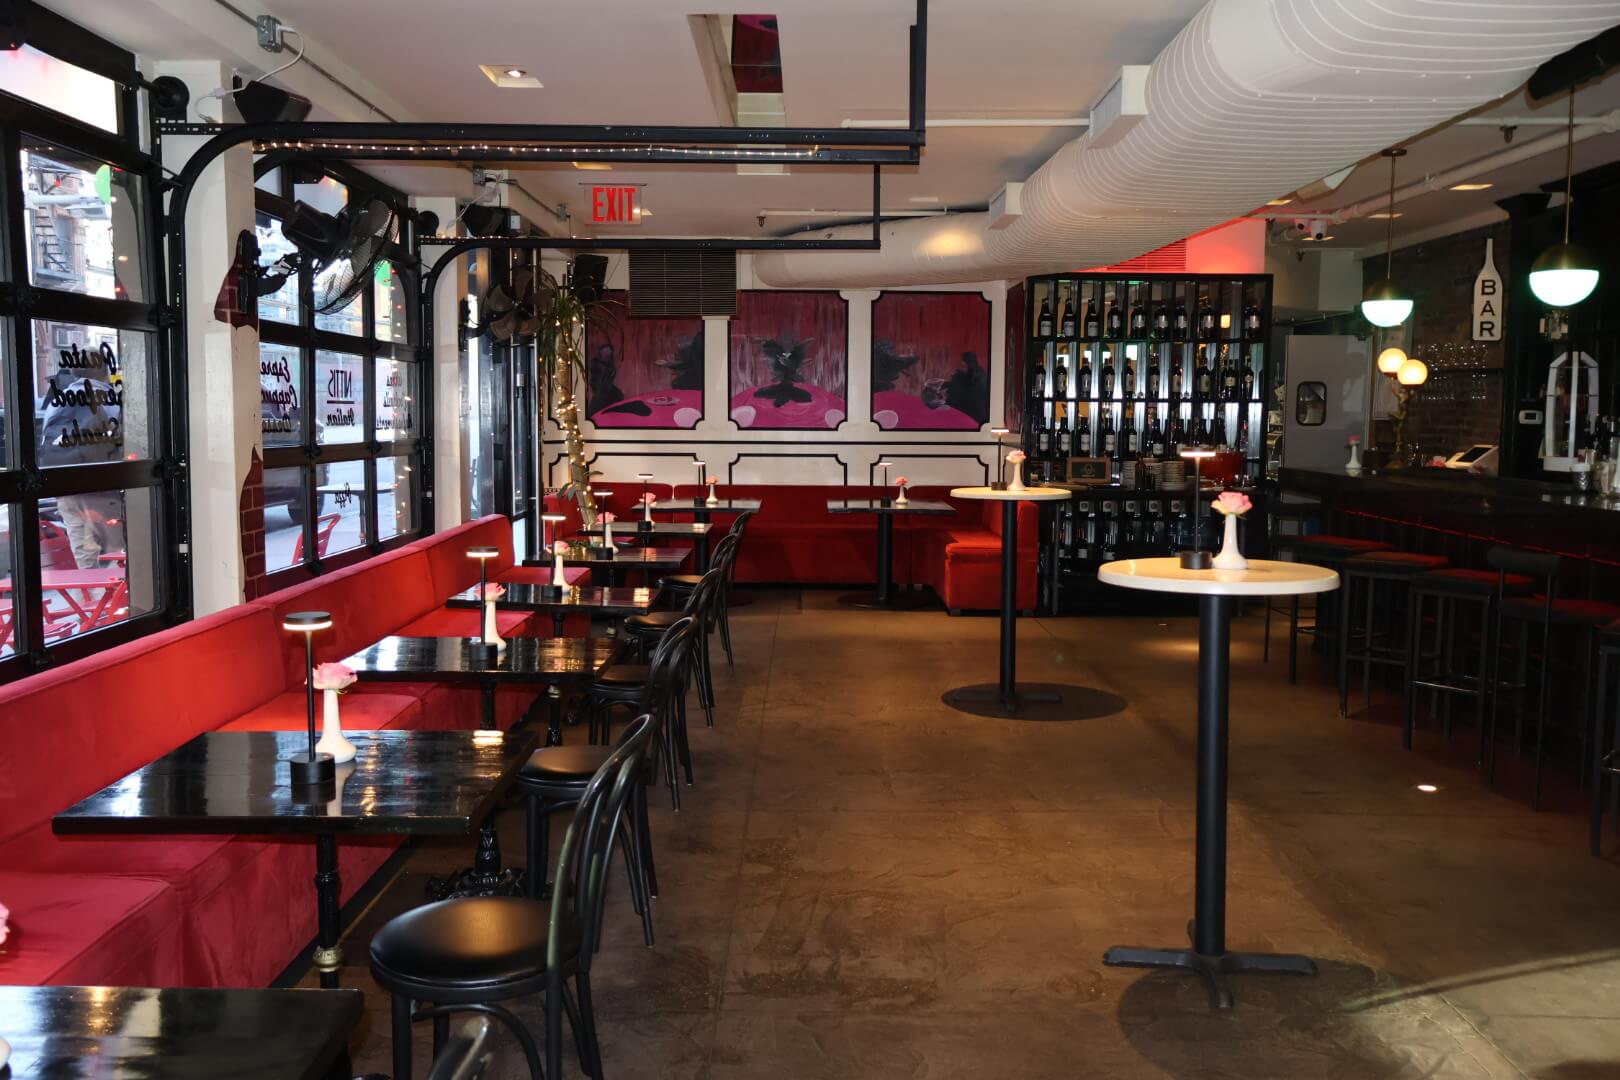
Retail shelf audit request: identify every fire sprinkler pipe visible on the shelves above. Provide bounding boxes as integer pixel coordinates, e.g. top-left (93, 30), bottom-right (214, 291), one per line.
top-left (842, 117), bottom-right (1089, 129)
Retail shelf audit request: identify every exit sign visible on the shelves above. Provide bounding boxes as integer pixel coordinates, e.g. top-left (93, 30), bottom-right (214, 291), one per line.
top-left (590, 185), bottom-right (641, 226)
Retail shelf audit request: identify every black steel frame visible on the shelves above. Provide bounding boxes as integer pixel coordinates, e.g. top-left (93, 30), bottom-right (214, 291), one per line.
top-left (0, 11), bottom-right (183, 681)
top-left (253, 162), bottom-right (428, 586)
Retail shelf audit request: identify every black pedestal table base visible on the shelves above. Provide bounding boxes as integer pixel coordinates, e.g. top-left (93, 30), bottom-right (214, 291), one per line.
top-left (838, 587), bottom-right (939, 610)
top-left (942, 682), bottom-right (1126, 720)
top-left (1103, 944), bottom-right (1315, 1009)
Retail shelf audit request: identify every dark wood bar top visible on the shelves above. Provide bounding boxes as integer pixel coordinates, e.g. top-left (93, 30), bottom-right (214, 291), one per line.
top-left (1281, 467), bottom-right (1620, 563)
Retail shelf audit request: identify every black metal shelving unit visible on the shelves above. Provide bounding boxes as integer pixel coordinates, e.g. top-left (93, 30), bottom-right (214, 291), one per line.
top-left (1018, 272), bottom-right (1274, 612)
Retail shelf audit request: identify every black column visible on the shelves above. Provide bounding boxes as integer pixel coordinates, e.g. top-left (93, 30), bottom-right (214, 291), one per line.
top-left (876, 515), bottom-right (894, 605)
top-left (1193, 593), bottom-right (1231, 957)
top-left (1001, 500), bottom-right (1018, 696)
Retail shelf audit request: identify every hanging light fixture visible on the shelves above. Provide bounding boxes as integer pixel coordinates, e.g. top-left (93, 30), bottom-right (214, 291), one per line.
top-left (1396, 356), bottom-right (1429, 387)
top-left (1362, 148), bottom-right (1414, 328)
top-left (1377, 346), bottom-right (1408, 374)
top-left (1529, 91), bottom-right (1600, 308)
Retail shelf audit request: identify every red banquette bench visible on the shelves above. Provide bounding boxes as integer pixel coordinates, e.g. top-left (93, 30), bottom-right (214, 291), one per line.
top-left (0, 515), bottom-right (585, 989)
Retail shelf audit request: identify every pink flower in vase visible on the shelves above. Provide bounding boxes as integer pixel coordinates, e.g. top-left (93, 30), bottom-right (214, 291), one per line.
top-left (639, 493), bottom-right (657, 505)
top-left (476, 583), bottom-right (507, 602)
top-left (1007, 450), bottom-right (1027, 464)
top-left (311, 662), bottom-right (357, 692)
top-left (1347, 435), bottom-right (1361, 446)
top-left (600, 512), bottom-right (616, 524)
top-left (1427, 455), bottom-right (1448, 468)
top-left (705, 475), bottom-right (719, 486)
top-left (0, 900), bottom-right (9, 945)
top-left (552, 540), bottom-right (570, 556)
top-left (1212, 491), bottom-right (1253, 517)
top-left (894, 476), bottom-right (909, 488)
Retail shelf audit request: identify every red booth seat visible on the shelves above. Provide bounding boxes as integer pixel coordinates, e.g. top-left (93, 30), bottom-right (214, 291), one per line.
top-left (0, 515), bottom-right (554, 988)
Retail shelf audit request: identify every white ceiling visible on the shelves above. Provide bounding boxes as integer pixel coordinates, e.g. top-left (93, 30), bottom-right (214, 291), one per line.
top-left (40, 0), bottom-right (1620, 257)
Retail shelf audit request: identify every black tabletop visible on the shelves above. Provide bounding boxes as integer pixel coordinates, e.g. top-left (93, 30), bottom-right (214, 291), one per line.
top-left (0, 985), bottom-right (361, 1080)
top-left (583, 521), bottom-right (713, 538)
top-left (53, 729), bottom-right (538, 837)
top-left (344, 634), bottom-right (619, 685)
top-left (529, 544), bottom-right (692, 569)
top-left (449, 583), bottom-right (659, 616)
top-left (648, 498), bottom-right (762, 513)
top-left (826, 498), bottom-right (955, 514)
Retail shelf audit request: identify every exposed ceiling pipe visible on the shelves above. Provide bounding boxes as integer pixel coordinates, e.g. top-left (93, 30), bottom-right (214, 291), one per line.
top-left (1455, 115), bottom-right (1614, 126)
top-left (755, 0), bottom-right (1620, 289)
top-left (842, 117), bottom-right (1088, 129)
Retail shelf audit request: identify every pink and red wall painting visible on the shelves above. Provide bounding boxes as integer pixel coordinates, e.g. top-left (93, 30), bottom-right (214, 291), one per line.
top-left (728, 291), bottom-right (848, 430)
top-left (585, 291), bottom-right (705, 429)
top-left (870, 291), bottom-right (991, 431)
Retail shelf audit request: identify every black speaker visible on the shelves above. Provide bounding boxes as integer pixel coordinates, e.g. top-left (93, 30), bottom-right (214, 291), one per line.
top-left (147, 76), bottom-right (191, 121)
top-left (571, 255), bottom-right (608, 304)
top-left (235, 80), bottom-right (313, 124)
top-left (0, 3), bottom-right (25, 51)
top-left (462, 203), bottom-right (510, 237)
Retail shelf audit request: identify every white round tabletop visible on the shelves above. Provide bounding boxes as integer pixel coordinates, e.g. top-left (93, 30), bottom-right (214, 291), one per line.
top-left (950, 486), bottom-right (1071, 502)
top-left (1098, 557), bottom-right (1339, 597)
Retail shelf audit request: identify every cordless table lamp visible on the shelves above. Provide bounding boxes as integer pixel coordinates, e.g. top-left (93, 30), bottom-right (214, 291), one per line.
top-left (1178, 448), bottom-right (1216, 569)
top-left (592, 491), bottom-right (615, 558)
top-left (541, 513), bottom-right (567, 596)
top-left (991, 428), bottom-right (1011, 489)
top-left (282, 611), bottom-right (336, 786)
top-left (637, 473), bottom-right (655, 530)
top-left (466, 545), bottom-right (500, 661)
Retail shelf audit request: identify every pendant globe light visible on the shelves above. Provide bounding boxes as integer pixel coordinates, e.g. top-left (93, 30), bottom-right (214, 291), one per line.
top-left (1362, 148), bottom-right (1414, 328)
top-left (1529, 91), bottom-right (1600, 308)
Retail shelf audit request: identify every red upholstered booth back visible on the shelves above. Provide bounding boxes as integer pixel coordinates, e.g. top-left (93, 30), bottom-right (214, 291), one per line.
top-left (400, 515), bottom-right (516, 600)
top-left (0, 605), bottom-right (286, 847)
top-left (256, 547), bottom-right (439, 689)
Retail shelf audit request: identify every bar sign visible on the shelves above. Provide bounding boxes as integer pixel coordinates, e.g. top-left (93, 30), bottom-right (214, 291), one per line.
top-left (590, 185), bottom-right (640, 226)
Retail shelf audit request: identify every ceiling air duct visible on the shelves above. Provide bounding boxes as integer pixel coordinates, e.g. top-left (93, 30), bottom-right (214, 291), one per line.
top-left (754, 0), bottom-right (1620, 290)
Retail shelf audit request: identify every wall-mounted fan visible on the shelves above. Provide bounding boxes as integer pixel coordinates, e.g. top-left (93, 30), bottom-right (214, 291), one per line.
top-left (478, 268), bottom-right (544, 342)
top-left (257, 195), bottom-right (396, 315)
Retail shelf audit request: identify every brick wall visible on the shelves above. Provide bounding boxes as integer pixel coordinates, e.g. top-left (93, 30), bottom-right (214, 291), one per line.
top-left (1368, 221), bottom-right (1509, 456)
top-left (239, 448), bottom-right (267, 600)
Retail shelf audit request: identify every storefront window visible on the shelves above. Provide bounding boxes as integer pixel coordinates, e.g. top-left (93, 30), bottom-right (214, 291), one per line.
top-left (316, 460), bottom-right (366, 557)
top-left (315, 349), bottom-right (364, 446)
top-left (260, 342), bottom-right (302, 448)
top-left (255, 212), bottom-right (300, 325)
top-left (263, 465), bottom-right (306, 572)
top-left (0, 45), bottom-right (119, 134)
top-left (375, 352), bottom-right (417, 442)
top-left (35, 487), bottom-right (159, 641)
top-left (374, 261), bottom-right (410, 343)
top-left (377, 456), bottom-right (415, 541)
top-left (21, 138), bottom-right (146, 303)
top-left (33, 323), bottom-right (154, 466)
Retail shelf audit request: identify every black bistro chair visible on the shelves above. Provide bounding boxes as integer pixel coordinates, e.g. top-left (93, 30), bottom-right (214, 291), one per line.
top-left (662, 510), bottom-right (754, 669)
top-left (369, 717), bottom-right (656, 1080)
top-left (624, 554), bottom-right (732, 729)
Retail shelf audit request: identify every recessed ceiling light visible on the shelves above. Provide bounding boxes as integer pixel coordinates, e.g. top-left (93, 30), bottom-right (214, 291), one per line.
top-left (1266, 197), bottom-right (1294, 206)
top-left (1449, 182), bottom-right (1492, 191)
top-left (1415, 783), bottom-right (1439, 793)
top-left (1369, 211), bottom-right (1403, 219)
top-left (908, 195), bottom-right (941, 204)
top-left (1301, 234), bottom-right (1336, 242)
top-left (479, 64), bottom-right (542, 88)
top-left (571, 162), bottom-right (613, 171)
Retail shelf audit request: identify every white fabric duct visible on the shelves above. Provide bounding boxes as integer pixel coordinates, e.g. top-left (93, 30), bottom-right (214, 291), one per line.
top-left (754, 0), bottom-right (1620, 289)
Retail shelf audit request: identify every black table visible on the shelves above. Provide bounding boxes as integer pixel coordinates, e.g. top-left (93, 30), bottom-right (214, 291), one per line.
top-left (0, 984), bottom-right (362, 1079)
top-left (827, 498), bottom-right (954, 609)
top-left (53, 729), bottom-right (535, 989)
top-left (528, 543), bottom-right (692, 587)
top-left (587, 520), bottom-right (716, 570)
top-left (648, 497), bottom-right (762, 521)
top-left (343, 635), bottom-right (618, 896)
top-left (448, 583), bottom-right (660, 634)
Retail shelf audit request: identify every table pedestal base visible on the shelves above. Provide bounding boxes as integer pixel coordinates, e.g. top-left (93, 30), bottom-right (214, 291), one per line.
top-left (426, 821), bottom-right (527, 900)
top-left (943, 683), bottom-right (1061, 716)
top-left (838, 587), bottom-right (938, 611)
top-left (1103, 945), bottom-right (1316, 1010)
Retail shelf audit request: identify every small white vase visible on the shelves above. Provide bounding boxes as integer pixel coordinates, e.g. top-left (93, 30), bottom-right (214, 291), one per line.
top-left (552, 552), bottom-right (567, 586)
top-left (316, 689), bottom-right (357, 764)
top-left (643, 502), bottom-right (653, 524)
top-left (895, 486), bottom-right (909, 506)
top-left (706, 482), bottom-right (719, 505)
top-left (1346, 443), bottom-right (1363, 475)
top-left (1007, 463), bottom-right (1027, 493)
top-left (484, 599), bottom-right (506, 652)
top-left (1212, 514), bottom-right (1248, 570)
top-left (603, 520), bottom-right (614, 546)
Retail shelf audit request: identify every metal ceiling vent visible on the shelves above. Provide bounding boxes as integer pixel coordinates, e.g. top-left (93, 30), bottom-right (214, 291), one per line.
top-left (629, 249), bottom-right (737, 318)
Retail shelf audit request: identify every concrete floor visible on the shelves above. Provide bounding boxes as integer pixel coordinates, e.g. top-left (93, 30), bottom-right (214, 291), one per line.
top-left (317, 591), bottom-right (1620, 1079)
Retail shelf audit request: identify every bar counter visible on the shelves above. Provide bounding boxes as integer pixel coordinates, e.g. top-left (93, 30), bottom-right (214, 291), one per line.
top-left (1281, 467), bottom-right (1620, 568)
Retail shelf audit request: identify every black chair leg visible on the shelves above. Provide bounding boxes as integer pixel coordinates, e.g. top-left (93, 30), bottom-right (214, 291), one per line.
top-left (1590, 649), bottom-right (1610, 856)
top-left (576, 971), bottom-right (604, 1078)
top-left (391, 994), bottom-right (413, 1080)
top-left (634, 781), bottom-right (658, 898)
top-left (719, 603), bottom-right (735, 669)
top-left (1338, 575), bottom-right (1354, 717)
top-left (1474, 599), bottom-right (1491, 768)
top-left (1533, 619), bottom-right (1553, 811)
top-left (432, 1013), bottom-right (449, 1059)
top-left (1403, 590), bottom-right (1422, 749)
top-left (698, 632), bottom-right (716, 728)
top-left (526, 795), bottom-right (550, 900)
top-left (545, 969), bottom-right (565, 1080)
top-left (1288, 595), bottom-right (1299, 684)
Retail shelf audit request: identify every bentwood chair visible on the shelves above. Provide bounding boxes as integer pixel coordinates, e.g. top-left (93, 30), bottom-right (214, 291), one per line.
top-left (625, 559), bottom-right (729, 729)
top-left (661, 510), bottom-right (753, 669)
top-left (424, 1017), bottom-right (495, 1080)
top-left (369, 718), bottom-right (654, 1080)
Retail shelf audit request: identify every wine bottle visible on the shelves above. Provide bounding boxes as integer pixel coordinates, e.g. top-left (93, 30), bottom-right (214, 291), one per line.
top-left (1077, 408), bottom-right (1093, 455)
top-left (1190, 415), bottom-right (1207, 447)
top-left (1241, 354), bottom-right (1256, 401)
top-left (1236, 413), bottom-right (1251, 454)
top-left (1148, 407), bottom-right (1167, 457)
top-left (1101, 409), bottom-right (1118, 459)
top-left (1031, 350), bottom-right (1047, 399)
top-left (1170, 357), bottom-right (1185, 400)
top-left (1037, 294), bottom-right (1054, 338)
top-left (1059, 285), bottom-right (1076, 338)
top-left (1035, 412), bottom-right (1052, 457)
top-left (1077, 350), bottom-right (1093, 399)
top-left (1146, 356), bottom-right (1162, 400)
top-left (1100, 350), bottom-right (1117, 399)
top-left (1212, 414), bottom-right (1229, 450)
top-left (1167, 414), bottom-right (1185, 456)
top-left (1152, 302), bottom-right (1169, 341)
top-left (1083, 296), bottom-right (1100, 339)
top-left (1173, 301), bottom-right (1190, 342)
top-left (1195, 348), bottom-right (1214, 398)
top-left (1054, 352), bottom-right (1070, 398)
top-left (1196, 295), bottom-right (1216, 338)
top-left (1243, 301), bottom-right (1262, 340)
top-left (1122, 356), bottom-right (1137, 399)
top-left (1056, 403), bottom-right (1073, 456)
top-left (1128, 298), bottom-right (1147, 339)
top-left (1105, 292), bottom-right (1123, 339)
top-left (1220, 345), bottom-right (1238, 401)
top-left (1121, 411), bottom-right (1139, 460)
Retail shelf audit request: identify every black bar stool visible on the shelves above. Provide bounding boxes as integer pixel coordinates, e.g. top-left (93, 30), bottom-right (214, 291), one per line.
top-left (1404, 563), bottom-right (1533, 760)
top-left (1338, 550), bottom-right (1449, 717)
top-left (1283, 535), bottom-right (1394, 684)
top-left (1589, 619), bottom-right (1620, 855)
top-left (1490, 550), bottom-right (1620, 809)
top-left (1261, 499), bottom-right (1321, 664)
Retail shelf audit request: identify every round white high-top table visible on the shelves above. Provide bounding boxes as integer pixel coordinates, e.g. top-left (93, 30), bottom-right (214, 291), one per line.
top-left (1098, 557), bottom-right (1338, 1009)
top-left (942, 485), bottom-right (1070, 715)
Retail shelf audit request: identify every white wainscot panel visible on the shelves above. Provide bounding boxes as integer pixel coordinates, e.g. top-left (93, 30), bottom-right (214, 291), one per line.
top-left (728, 452), bottom-right (847, 485)
top-left (871, 453), bottom-right (991, 487)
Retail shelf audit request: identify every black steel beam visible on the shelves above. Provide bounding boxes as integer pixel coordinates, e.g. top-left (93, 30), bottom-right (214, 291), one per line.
top-left (157, 119), bottom-right (924, 148)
